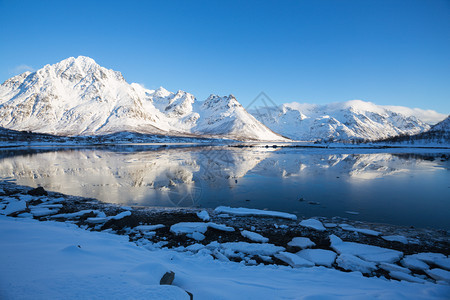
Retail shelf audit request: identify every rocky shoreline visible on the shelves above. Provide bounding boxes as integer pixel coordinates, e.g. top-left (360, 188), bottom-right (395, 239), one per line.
top-left (1, 180), bottom-right (449, 285)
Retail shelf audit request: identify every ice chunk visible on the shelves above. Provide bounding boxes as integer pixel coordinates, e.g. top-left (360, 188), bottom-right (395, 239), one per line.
top-left (339, 224), bottom-right (381, 236)
top-left (220, 242), bottom-right (285, 256)
top-left (324, 223), bottom-right (337, 228)
top-left (170, 222), bottom-right (209, 235)
top-left (186, 244), bottom-right (204, 252)
top-left (188, 232), bottom-right (205, 241)
top-left (133, 224), bottom-right (165, 231)
top-left (214, 206), bottom-right (297, 220)
top-left (410, 252), bottom-right (447, 266)
top-left (30, 207), bottom-right (59, 217)
top-left (296, 249), bottom-right (336, 267)
top-left (207, 222), bottom-right (234, 232)
top-left (241, 230), bottom-right (269, 243)
top-left (275, 252), bottom-right (314, 268)
top-left (1, 199), bottom-right (27, 215)
top-left (287, 237), bottom-right (315, 249)
top-left (50, 210), bottom-right (95, 219)
top-left (110, 211), bottom-right (131, 220)
top-left (425, 268), bottom-right (450, 283)
top-left (212, 250), bottom-right (230, 262)
top-left (299, 219), bottom-right (326, 231)
top-left (379, 262), bottom-right (411, 274)
top-left (401, 256), bottom-right (430, 271)
top-left (86, 211), bottom-right (130, 224)
top-left (196, 210), bottom-right (210, 221)
top-left (389, 271), bottom-right (426, 284)
top-left (382, 235), bottom-right (408, 244)
top-left (336, 253), bottom-right (377, 274)
top-left (330, 235), bottom-right (403, 263)
top-left (434, 258), bottom-right (450, 271)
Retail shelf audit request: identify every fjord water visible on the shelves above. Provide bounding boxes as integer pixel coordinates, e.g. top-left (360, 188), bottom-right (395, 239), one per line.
top-left (1, 146), bottom-right (449, 229)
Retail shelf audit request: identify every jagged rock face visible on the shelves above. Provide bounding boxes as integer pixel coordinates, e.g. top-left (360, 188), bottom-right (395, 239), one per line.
top-left (0, 56), bottom-right (286, 141)
top-left (250, 100), bottom-right (432, 142)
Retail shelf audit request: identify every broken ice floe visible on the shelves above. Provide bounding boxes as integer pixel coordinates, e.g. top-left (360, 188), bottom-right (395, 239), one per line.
top-left (240, 230), bottom-right (269, 243)
top-left (330, 235), bottom-right (403, 264)
top-left (339, 223), bottom-right (381, 236)
top-left (214, 206), bottom-right (297, 220)
top-left (275, 251), bottom-right (315, 268)
top-left (296, 249), bottom-right (337, 267)
top-left (299, 218), bottom-right (326, 231)
top-left (287, 237), bottom-right (316, 249)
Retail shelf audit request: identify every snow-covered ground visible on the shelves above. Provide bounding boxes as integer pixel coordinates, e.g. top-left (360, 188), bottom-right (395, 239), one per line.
top-left (1, 215), bottom-right (449, 300)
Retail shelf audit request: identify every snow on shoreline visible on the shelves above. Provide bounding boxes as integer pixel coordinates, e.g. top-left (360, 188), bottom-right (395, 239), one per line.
top-left (1, 215), bottom-right (449, 300)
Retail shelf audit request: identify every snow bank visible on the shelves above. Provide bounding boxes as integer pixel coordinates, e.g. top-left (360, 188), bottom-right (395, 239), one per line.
top-left (214, 206), bottom-right (297, 220)
top-left (1, 216), bottom-right (449, 299)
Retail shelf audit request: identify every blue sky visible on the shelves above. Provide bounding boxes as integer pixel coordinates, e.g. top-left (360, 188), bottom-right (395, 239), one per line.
top-left (0, 0), bottom-right (449, 113)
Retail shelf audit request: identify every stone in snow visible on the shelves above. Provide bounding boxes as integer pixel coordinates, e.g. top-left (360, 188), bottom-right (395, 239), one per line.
top-left (275, 252), bottom-right (315, 268)
top-left (425, 268), bottom-right (450, 284)
top-left (287, 237), bottom-right (316, 249)
top-left (389, 271), bottom-right (426, 284)
top-left (299, 219), bottom-right (326, 231)
top-left (339, 224), bottom-right (381, 236)
top-left (379, 262), bottom-right (411, 274)
top-left (241, 230), bottom-right (269, 243)
top-left (336, 253), bottom-right (378, 274)
top-left (329, 235), bottom-right (403, 264)
top-left (196, 210), bottom-right (210, 221)
top-left (296, 249), bottom-right (337, 267)
top-left (401, 256), bottom-right (430, 271)
top-left (214, 206), bottom-right (297, 220)
top-left (381, 235), bottom-right (408, 244)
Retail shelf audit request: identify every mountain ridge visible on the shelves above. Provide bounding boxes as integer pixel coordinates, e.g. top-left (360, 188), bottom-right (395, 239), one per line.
top-left (0, 56), bottom-right (445, 142)
top-left (0, 56), bottom-right (286, 141)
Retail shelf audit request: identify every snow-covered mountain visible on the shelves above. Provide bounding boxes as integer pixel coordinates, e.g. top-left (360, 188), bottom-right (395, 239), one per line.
top-left (250, 100), bottom-right (433, 142)
top-left (0, 56), bottom-right (285, 141)
top-left (377, 115), bottom-right (450, 144)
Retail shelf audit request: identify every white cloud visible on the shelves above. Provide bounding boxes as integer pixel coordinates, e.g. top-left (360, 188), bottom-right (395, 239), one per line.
top-left (12, 64), bottom-right (35, 74)
top-left (382, 105), bottom-right (447, 124)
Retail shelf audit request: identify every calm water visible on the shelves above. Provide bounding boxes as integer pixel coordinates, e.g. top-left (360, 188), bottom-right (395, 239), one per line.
top-left (1, 146), bottom-right (449, 229)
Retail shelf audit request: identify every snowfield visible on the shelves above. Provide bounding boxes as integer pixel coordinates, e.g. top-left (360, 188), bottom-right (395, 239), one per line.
top-left (1, 215), bottom-right (449, 300)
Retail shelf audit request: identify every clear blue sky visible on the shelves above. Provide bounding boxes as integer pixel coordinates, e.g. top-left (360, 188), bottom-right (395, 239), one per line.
top-left (1, 0), bottom-right (449, 113)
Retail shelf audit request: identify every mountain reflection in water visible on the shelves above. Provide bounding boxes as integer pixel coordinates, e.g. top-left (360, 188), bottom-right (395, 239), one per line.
top-left (0, 147), bottom-right (449, 229)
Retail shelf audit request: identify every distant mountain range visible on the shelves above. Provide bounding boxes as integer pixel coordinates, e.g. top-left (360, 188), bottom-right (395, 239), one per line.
top-left (0, 56), bottom-right (447, 142)
top-left (376, 115), bottom-right (450, 144)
